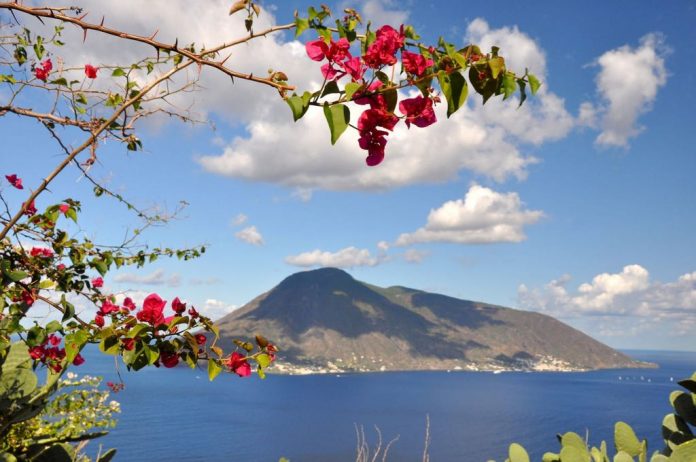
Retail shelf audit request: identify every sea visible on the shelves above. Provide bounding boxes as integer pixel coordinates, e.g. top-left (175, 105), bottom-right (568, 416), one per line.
top-left (74, 349), bottom-right (696, 462)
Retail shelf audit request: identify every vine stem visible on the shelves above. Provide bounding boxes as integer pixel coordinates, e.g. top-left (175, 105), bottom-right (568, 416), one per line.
top-left (0, 59), bottom-right (192, 240)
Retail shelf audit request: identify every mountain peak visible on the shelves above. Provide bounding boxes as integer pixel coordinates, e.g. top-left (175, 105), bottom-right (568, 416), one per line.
top-left (216, 269), bottom-right (649, 373)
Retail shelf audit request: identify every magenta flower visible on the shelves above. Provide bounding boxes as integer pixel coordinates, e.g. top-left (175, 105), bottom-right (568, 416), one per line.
top-left (5, 174), bottom-right (23, 189)
top-left (399, 96), bottom-right (437, 128)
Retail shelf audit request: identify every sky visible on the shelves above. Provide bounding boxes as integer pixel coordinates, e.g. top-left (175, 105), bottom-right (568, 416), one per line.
top-left (1, 0), bottom-right (695, 351)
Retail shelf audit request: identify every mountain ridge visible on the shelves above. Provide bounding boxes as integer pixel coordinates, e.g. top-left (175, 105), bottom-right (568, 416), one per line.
top-left (215, 268), bottom-right (651, 373)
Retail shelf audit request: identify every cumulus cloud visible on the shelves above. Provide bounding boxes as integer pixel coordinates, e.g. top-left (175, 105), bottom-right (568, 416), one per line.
top-left (197, 18), bottom-right (575, 192)
top-left (518, 265), bottom-right (696, 322)
top-left (403, 248), bottom-right (429, 263)
top-left (285, 246), bottom-right (382, 268)
top-left (346, 0), bottom-right (410, 26)
top-left (200, 298), bottom-right (238, 320)
top-left (585, 34), bottom-right (668, 147)
top-left (235, 225), bottom-right (264, 246)
top-left (113, 269), bottom-right (181, 287)
top-left (395, 184), bottom-right (543, 245)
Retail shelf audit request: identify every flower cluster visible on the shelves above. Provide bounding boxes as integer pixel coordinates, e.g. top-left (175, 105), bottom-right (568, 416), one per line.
top-left (304, 25), bottom-right (438, 166)
top-left (33, 58), bottom-right (52, 82)
top-left (28, 334), bottom-right (85, 373)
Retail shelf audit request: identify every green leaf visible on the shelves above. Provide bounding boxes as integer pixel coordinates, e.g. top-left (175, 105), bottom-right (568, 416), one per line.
top-left (517, 79), bottom-right (528, 107)
top-left (437, 71), bottom-right (468, 118)
top-left (488, 56), bottom-right (506, 79)
top-left (323, 103), bottom-right (350, 145)
top-left (91, 259), bottom-right (108, 276)
top-left (286, 91), bottom-right (311, 121)
top-left (64, 330), bottom-right (89, 363)
top-left (615, 422), bottom-right (643, 456)
top-left (528, 73), bottom-right (541, 95)
top-left (294, 17), bottom-right (309, 38)
top-left (321, 80), bottom-right (340, 97)
top-left (344, 82), bottom-right (363, 101)
top-left (96, 448), bottom-right (117, 462)
top-left (508, 443), bottom-right (530, 462)
top-left (6, 270), bottom-right (28, 282)
top-left (501, 72), bottom-right (517, 100)
top-left (256, 353), bottom-right (271, 368)
top-left (39, 279), bottom-right (55, 289)
top-left (66, 207), bottom-right (78, 223)
top-left (50, 77), bottom-right (68, 86)
top-left (99, 333), bottom-right (119, 355)
top-left (208, 359), bottom-right (222, 381)
top-left (111, 68), bottom-right (126, 77)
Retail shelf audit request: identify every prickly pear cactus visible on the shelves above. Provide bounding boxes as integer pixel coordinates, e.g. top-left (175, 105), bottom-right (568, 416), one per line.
top-left (490, 371), bottom-right (696, 462)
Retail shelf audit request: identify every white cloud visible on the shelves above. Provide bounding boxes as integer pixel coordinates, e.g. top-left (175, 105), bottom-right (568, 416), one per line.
top-left (113, 269), bottom-right (181, 287)
top-left (588, 34), bottom-right (668, 147)
top-left (200, 298), bottom-right (238, 320)
top-left (403, 248), bottom-right (429, 263)
top-left (518, 265), bottom-right (696, 321)
top-left (377, 241), bottom-right (390, 252)
top-left (285, 246), bottom-right (382, 268)
top-left (231, 213), bottom-right (248, 226)
top-left (235, 225), bottom-right (264, 246)
top-left (352, 0), bottom-right (410, 26)
top-left (196, 18), bottom-right (575, 191)
top-left (395, 184), bottom-right (543, 245)
top-left (28, 7), bottom-right (575, 192)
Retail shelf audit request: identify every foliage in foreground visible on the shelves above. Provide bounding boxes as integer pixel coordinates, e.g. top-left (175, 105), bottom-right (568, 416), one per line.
top-left (494, 371), bottom-right (696, 462)
top-left (0, 0), bottom-right (540, 459)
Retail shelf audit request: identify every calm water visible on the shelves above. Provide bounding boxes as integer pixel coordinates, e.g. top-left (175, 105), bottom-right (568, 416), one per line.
top-left (77, 350), bottom-right (696, 462)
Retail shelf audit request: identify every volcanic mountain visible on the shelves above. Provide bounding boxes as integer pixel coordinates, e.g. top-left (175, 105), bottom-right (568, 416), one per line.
top-left (214, 268), bottom-right (647, 372)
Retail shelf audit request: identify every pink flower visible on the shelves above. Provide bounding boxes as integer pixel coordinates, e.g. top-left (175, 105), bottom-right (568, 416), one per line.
top-left (306, 37), bottom-right (351, 63)
top-left (30, 247), bottom-right (53, 258)
top-left (363, 25), bottom-right (405, 68)
top-left (23, 200), bottom-right (37, 216)
top-left (342, 56), bottom-right (366, 82)
top-left (357, 105), bottom-right (399, 166)
top-left (399, 96), bottom-right (437, 128)
top-left (33, 59), bottom-right (52, 82)
top-left (305, 38), bottom-right (328, 61)
top-left (321, 62), bottom-right (344, 81)
top-left (21, 290), bottom-right (35, 307)
top-left (99, 299), bottom-right (120, 315)
top-left (121, 338), bottom-right (135, 351)
top-left (84, 64), bottom-right (98, 79)
top-left (123, 297), bottom-right (136, 311)
top-left (92, 276), bottom-right (104, 288)
top-left (225, 352), bottom-right (251, 377)
top-left (188, 307), bottom-right (199, 318)
top-left (195, 334), bottom-right (207, 346)
top-left (59, 204), bottom-right (70, 214)
top-left (48, 334), bottom-right (61, 346)
top-left (171, 297), bottom-right (186, 314)
top-left (326, 38), bottom-right (351, 62)
top-left (29, 346), bottom-right (45, 360)
top-left (401, 50), bottom-right (433, 77)
top-left (5, 174), bottom-right (23, 189)
top-left (72, 353), bottom-right (85, 366)
top-left (57, 264), bottom-right (66, 271)
top-left (136, 293), bottom-right (167, 326)
top-left (94, 314), bottom-right (105, 327)
top-left (160, 351), bottom-right (179, 368)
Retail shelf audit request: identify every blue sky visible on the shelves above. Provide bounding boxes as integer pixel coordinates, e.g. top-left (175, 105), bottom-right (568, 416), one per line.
top-left (1, 0), bottom-right (694, 350)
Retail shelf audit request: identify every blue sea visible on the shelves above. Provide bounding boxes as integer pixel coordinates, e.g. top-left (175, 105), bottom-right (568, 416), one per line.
top-left (76, 350), bottom-right (696, 462)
